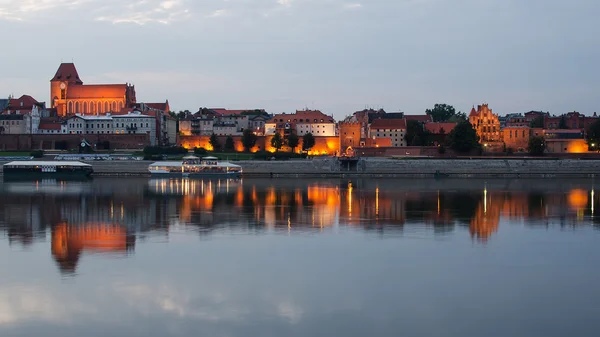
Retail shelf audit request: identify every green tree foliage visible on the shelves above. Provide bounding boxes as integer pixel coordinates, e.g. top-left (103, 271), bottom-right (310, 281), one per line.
top-left (528, 135), bottom-right (546, 156)
top-left (558, 116), bottom-right (568, 129)
top-left (209, 133), bottom-right (220, 152)
top-left (426, 103), bottom-right (457, 122)
top-left (224, 136), bottom-right (235, 152)
top-left (286, 132), bottom-right (300, 152)
top-left (302, 133), bottom-right (316, 151)
top-left (405, 120), bottom-right (431, 146)
top-left (447, 112), bottom-right (467, 123)
top-left (447, 121), bottom-right (480, 153)
top-left (586, 120), bottom-right (600, 151)
top-left (530, 115), bottom-right (544, 128)
top-left (271, 133), bottom-right (284, 152)
top-left (241, 129), bottom-right (257, 152)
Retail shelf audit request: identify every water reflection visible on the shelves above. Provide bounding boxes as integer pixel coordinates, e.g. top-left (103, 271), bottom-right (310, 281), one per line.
top-left (0, 178), bottom-right (599, 274)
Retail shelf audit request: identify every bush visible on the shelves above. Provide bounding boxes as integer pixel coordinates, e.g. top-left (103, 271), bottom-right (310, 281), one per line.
top-left (143, 146), bottom-right (188, 156)
top-left (253, 151), bottom-right (307, 160)
top-left (194, 147), bottom-right (208, 156)
top-left (30, 150), bottom-right (44, 158)
top-left (437, 145), bottom-right (446, 155)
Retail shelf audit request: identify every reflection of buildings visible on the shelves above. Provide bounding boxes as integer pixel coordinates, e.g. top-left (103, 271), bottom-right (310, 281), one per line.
top-left (2, 179), bottom-right (600, 275)
top-left (51, 222), bottom-right (135, 274)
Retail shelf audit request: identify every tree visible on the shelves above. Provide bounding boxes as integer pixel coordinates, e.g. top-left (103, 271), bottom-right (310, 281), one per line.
top-left (405, 120), bottom-right (430, 146)
top-left (225, 136), bottom-right (235, 152)
top-left (558, 116), bottom-right (568, 129)
top-left (528, 135), bottom-right (546, 156)
top-left (587, 120), bottom-right (600, 152)
top-left (271, 133), bottom-right (284, 152)
top-left (530, 115), bottom-right (544, 128)
top-left (426, 104), bottom-right (457, 122)
top-left (241, 129), bottom-right (257, 152)
top-left (447, 111), bottom-right (467, 123)
top-left (447, 121), bottom-right (480, 153)
top-left (302, 133), bottom-right (316, 152)
top-left (286, 132), bottom-right (300, 153)
top-left (209, 133), bottom-right (220, 152)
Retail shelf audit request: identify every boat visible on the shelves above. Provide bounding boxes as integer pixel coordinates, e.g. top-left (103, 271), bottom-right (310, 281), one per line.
top-left (148, 156), bottom-right (242, 177)
top-left (2, 161), bottom-right (93, 179)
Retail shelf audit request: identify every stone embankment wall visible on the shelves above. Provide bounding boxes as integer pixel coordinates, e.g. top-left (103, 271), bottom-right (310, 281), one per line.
top-left (1, 158), bottom-right (600, 178)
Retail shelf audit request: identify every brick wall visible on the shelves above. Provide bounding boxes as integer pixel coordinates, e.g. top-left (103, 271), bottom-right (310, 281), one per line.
top-left (0, 134), bottom-right (150, 151)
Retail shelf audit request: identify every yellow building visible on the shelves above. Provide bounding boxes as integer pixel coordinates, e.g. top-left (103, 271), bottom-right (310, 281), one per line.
top-left (469, 104), bottom-right (501, 143)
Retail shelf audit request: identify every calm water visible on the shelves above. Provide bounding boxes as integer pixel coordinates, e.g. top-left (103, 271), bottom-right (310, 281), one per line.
top-left (1, 177), bottom-right (600, 337)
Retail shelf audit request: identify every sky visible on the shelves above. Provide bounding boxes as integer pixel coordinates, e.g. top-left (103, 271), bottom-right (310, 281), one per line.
top-left (0, 0), bottom-right (599, 120)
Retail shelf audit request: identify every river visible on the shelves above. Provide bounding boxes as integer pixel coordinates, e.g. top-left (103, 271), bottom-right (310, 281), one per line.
top-left (1, 177), bottom-right (599, 336)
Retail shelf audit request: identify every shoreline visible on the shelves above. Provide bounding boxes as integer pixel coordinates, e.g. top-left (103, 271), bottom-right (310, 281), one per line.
top-left (2, 158), bottom-right (600, 178)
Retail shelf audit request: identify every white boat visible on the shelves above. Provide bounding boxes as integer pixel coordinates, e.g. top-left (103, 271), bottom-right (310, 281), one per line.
top-left (148, 156), bottom-right (242, 177)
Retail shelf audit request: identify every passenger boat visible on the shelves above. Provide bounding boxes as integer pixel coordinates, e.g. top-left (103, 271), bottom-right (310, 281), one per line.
top-left (2, 161), bottom-right (93, 179)
top-left (148, 156), bottom-right (242, 177)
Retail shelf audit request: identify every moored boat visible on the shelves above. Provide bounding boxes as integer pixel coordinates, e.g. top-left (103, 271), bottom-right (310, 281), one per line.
top-left (2, 161), bottom-right (94, 179)
top-left (148, 156), bottom-right (242, 177)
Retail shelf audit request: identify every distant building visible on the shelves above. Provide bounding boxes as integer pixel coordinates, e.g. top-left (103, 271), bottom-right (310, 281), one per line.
top-left (368, 118), bottom-right (407, 147)
top-left (265, 110), bottom-right (336, 137)
top-left (469, 104), bottom-right (501, 143)
top-left (50, 63), bottom-right (136, 117)
top-left (64, 111), bottom-right (157, 145)
top-left (424, 122), bottom-right (457, 146)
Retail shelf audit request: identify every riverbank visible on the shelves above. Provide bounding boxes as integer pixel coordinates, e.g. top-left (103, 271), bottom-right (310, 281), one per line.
top-left (1, 158), bottom-right (600, 178)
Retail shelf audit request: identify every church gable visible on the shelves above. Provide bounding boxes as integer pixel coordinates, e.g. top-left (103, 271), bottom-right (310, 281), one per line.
top-left (51, 63), bottom-right (83, 84)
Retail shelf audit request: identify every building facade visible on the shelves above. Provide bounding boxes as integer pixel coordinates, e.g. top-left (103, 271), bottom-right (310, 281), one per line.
top-left (368, 118), bottom-right (407, 147)
top-left (65, 112), bottom-right (157, 145)
top-left (50, 63), bottom-right (136, 117)
top-left (469, 104), bottom-right (501, 143)
top-left (265, 110), bottom-right (336, 137)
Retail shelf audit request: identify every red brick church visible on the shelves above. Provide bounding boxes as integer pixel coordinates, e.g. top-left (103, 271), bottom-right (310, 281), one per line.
top-left (50, 63), bottom-right (136, 117)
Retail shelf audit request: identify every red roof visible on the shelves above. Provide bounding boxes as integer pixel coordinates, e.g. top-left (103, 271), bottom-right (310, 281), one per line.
top-left (369, 118), bottom-right (407, 129)
top-left (404, 114), bottom-right (432, 123)
top-left (67, 84), bottom-right (128, 99)
top-left (51, 63), bottom-right (83, 84)
top-left (8, 95), bottom-right (38, 108)
top-left (38, 123), bottom-right (62, 130)
top-left (425, 122), bottom-right (456, 134)
top-left (469, 107), bottom-right (478, 117)
top-left (146, 101), bottom-right (169, 112)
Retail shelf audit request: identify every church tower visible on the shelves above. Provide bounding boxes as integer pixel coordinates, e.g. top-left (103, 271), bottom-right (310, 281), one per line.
top-left (50, 63), bottom-right (83, 117)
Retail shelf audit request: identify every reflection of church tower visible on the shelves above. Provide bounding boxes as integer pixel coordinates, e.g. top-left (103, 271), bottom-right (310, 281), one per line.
top-left (51, 222), bottom-right (135, 274)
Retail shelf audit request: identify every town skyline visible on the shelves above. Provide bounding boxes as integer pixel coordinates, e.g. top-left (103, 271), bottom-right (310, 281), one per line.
top-left (1, 0), bottom-right (599, 119)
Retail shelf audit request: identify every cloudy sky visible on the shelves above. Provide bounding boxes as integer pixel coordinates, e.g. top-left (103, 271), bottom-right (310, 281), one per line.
top-left (0, 0), bottom-right (598, 119)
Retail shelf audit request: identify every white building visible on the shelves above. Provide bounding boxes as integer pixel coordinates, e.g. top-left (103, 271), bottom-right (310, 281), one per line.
top-left (368, 118), bottom-right (407, 147)
top-left (65, 111), bottom-right (157, 145)
top-left (265, 110), bottom-right (336, 136)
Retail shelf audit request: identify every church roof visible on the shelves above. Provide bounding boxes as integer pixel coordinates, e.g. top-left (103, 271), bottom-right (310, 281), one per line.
top-left (66, 84), bottom-right (128, 99)
top-left (52, 63), bottom-right (83, 84)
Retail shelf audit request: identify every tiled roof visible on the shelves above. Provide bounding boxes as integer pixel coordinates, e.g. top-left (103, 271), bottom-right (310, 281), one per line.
top-left (369, 118), bottom-right (407, 129)
top-left (67, 84), bottom-right (128, 99)
top-left (469, 107), bottom-right (478, 117)
top-left (424, 122), bottom-right (456, 134)
top-left (146, 102), bottom-right (168, 111)
top-left (404, 114), bottom-right (433, 123)
top-left (7, 95), bottom-right (39, 109)
top-left (51, 63), bottom-right (83, 84)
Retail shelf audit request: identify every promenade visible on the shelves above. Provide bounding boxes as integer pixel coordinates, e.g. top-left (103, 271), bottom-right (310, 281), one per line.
top-left (1, 158), bottom-right (600, 178)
